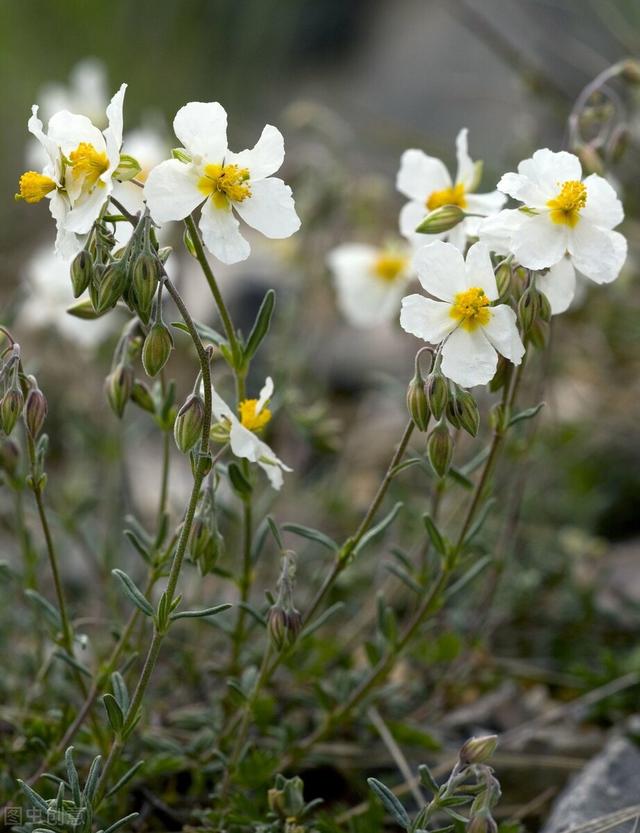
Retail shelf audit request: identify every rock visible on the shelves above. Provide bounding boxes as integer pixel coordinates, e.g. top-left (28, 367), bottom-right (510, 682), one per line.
top-left (543, 733), bottom-right (640, 833)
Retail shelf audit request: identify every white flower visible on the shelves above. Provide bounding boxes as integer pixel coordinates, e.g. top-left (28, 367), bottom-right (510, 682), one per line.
top-left (400, 241), bottom-right (524, 388)
top-left (211, 377), bottom-right (291, 490)
top-left (144, 102), bottom-right (300, 264)
top-left (480, 149), bottom-right (627, 312)
top-left (327, 243), bottom-right (412, 327)
top-left (17, 84), bottom-right (127, 258)
top-left (397, 129), bottom-right (505, 250)
top-left (19, 246), bottom-right (116, 347)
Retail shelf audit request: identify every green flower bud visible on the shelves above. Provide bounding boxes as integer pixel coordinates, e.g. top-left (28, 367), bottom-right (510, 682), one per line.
top-left (415, 204), bottom-right (465, 234)
top-left (113, 153), bottom-right (142, 182)
top-left (537, 289), bottom-right (552, 323)
top-left (132, 254), bottom-right (160, 324)
top-left (427, 420), bottom-right (453, 479)
top-left (267, 605), bottom-right (288, 651)
top-left (25, 386), bottom-right (48, 438)
top-left (406, 373), bottom-right (430, 431)
top-left (173, 393), bottom-right (205, 453)
top-left (0, 438), bottom-right (20, 476)
top-left (142, 323), bottom-right (173, 377)
top-left (459, 734), bottom-right (498, 766)
top-left (130, 380), bottom-right (155, 414)
top-left (495, 262), bottom-right (511, 299)
top-left (467, 812), bottom-right (498, 833)
top-left (426, 371), bottom-right (448, 421)
top-left (489, 402), bottom-right (509, 434)
top-left (105, 364), bottom-right (134, 419)
top-left (621, 58), bottom-right (640, 83)
top-left (517, 286), bottom-right (540, 333)
top-left (528, 318), bottom-right (549, 350)
top-left (268, 775), bottom-right (305, 819)
top-left (1, 388), bottom-right (24, 435)
top-left (70, 249), bottom-right (93, 297)
top-left (95, 261), bottom-right (129, 313)
top-left (448, 385), bottom-right (479, 437)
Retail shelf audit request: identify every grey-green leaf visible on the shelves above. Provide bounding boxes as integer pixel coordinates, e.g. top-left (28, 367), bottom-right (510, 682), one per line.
top-left (367, 778), bottom-right (410, 829)
top-left (112, 569), bottom-right (154, 617)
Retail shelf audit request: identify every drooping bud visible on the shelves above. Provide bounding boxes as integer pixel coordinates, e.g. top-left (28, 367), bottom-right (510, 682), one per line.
top-left (130, 380), bottom-right (155, 414)
top-left (132, 254), bottom-right (160, 324)
top-left (459, 734), bottom-right (498, 766)
top-left (494, 262), bottom-right (511, 300)
top-left (268, 775), bottom-right (305, 819)
top-left (415, 204), bottom-right (465, 234)
top-left (173, 393), bottom-right (205, 453)
top-left (427, 420), bottom-right (453, 479)
top-left (267, 605), bottom-right (288, 651)
top-left (425, 371), bottom-right (448, 421)
top-left (105, 364), bottom-right (134, 419)
top-left (25, 386), bottom-right (48, 438)
top-left (95, 261), bottom-right (129, 313)
top-left (1, 388), bottom-right (24, 435)
top-left (142, 322), bottom-right (174, 377)
top-left (406, 373), bottom-right (430, 431)
top-left (113, 154), bottom-right (142, 182)
top-left (0, 438), bottom-right (20, 476)
top-left (447, 385), bottom-right (479, 437)
top-left (70, 249), bottom-right (93, 297)
top-left (467, 812), bottom-right (498, 833)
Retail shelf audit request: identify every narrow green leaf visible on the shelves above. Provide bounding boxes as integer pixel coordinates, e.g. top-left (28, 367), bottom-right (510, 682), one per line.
top-left (111, 672), bottom-right (129, 713)
top-left (300, 602), bottom-right (344, 640)
top-left (103, 693), bottom-right (124, 733)
top-left (25, 589), bottom-right (62, 629)
top-left (464, 498), bottom-right (496, 544)
top-left (234, 602), bottom-right (266, 627)
top-left (354, 502), bottom-right (402, 556)
top-left (101, 812), bottom-right (139, 833)
top-left (389, 456), bottom-right (425, 478)
top-left (17, 780), bottom-right (49, 812)
top-left (112, 569), bottom-right (154, 617)
top-left (53, 650), bottom-right (92, 678)
top-left (171, 320), bottom-right (225, 346)
top-left (385, 563), bottom-right (421, 594)
top-left (105, 761), bottom-right (144, 799)
top-left (266, 515), bottom-right (284, 550)
top-left (65, 747), bottom-right (81, 805)
top-left (367, 778), bottom-right (410, 829)
top-left (281, 522), bottom-right (338, 552)
top-left (448, 467), bottom-right (474, 490)
top-left (228, 462), bottom-right (252, 499)
top-left (419, 763), bottom-right (440, 794)
top-left (445, 555), bottom-right (492, 600)
top-left (243, 289), bottom-right (275, 361)
top-left (170, 603), bottom-right (232, 621)
top-left (509, 401), bottom-right (545, 427)
top-left (422, 514), bottom-right (446, 555)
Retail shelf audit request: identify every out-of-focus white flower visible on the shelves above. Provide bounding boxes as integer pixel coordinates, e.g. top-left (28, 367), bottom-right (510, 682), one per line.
top-left (480, 149), bottom-right (626, 313)
top-left (144, 102), bottom-right (300, 264)
top-left (397, 129), bottom-right (505, 250)
top-left (114, 125), bottom-right (169, 214)
top-left (210, 376), bottom-right (291, 489)
top-left (16, 84), bottom-right (127, 258)
top-left (19, 246), bottom-right (115, 347)
top-left (327, 243), bottom-right (412, 327)
top-left (400, 241), bottom-right (524, 388)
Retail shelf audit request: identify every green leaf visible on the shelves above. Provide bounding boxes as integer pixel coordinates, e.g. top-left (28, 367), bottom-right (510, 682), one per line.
top-left (228, 462), bottom-right (252, 499)
top-left (354, 502), bottom-right (402, 556)
top-left (101, 812), bottom-right (139, 833)
top-left (171, 320), bottom-right (226, 346)
top-left (25, 589), bottom-right (62, 629)
top-left (448, 467), bottom-right (474, 490)
top-left (389, 456), bottom-right (426, 478)
top-left (111, 672), bottom-right (129, 713)
top-left (102, 693), bottom-right (124, 733)
top-left (112, 569), bottom-right (154, 617)
top-left (509, 401), bottom-right (545, 427)
top-left (65, 747), bottom-right (81, 805)
top-left (385, 563), bottom-right (421, 594)
top-left (235, 602), bottom-right (266, 627)
top-left (243, 289), bottom-right (275, 361)
top-left (418, 763), bottom-right (440, 794)
top-left (445, 555), bottom-right (491, 600)
top-left (464, 498), bottom-right (496, 544)
top-left (53, 650), bottom-right (92, 678)
top-left (281, 522), bottom-right (338, 552)
top-left (422, 514), bottom-right (446, 555)
top-left (300, 602), bottom-right (344, 639)
top-left (17, 780), bottom-right (49, 812)
top-left (387, 721), bottom-right (441, 751)
top-left (367, 778), bottom-right (410, 829)
top-left (104, 761), bottom-right (144, 799)
top-left (170, 603), bottom-right (231, 621)
top-left (266, 516), bottom-right (284, 550)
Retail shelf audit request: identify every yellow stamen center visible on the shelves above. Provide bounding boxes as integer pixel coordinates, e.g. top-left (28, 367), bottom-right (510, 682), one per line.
top-left (547, 179), bottom-right (587, 227)
top-left (372, 252), bottom-right (408, 282)
top-left (16, 171), bottom-right (57, 204)
top-left (427, 182), bottom-right (467, 212)
top-left (450, 286), bottom-right (491, 331)
top-left (198, 163), bottom-right (251, 209)
top-left (239, 399), bottom-right (272, 432)
top-left (69, 142), bottom-right (109, 189)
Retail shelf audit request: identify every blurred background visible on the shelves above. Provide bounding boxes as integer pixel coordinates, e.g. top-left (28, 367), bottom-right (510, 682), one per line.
top-left (1, 0), bottom-right (639, 828)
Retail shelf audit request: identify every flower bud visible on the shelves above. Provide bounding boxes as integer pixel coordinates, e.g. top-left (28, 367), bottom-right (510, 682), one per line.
top-left (267, 605), bottom-right (302, 651)
top-left (174, 393), bottom-right (205, 453)
top-left (459, 734), bottom-right (498, 766)
top-left (537, 289), bottom-right (552, 323)
top-left (448, 385), bottom-right (479, 437)
top-left (95, 261), bottom-right (129, 313)
top-left (415, 204), bottom-right (465, 234)
top-left (427, 420), bottom-right (453, 479)
top-left (495, 262), bottom-right (511, 299)
top-left (105, 364), bottom-right (134, 419)
top-left (1, 388), bottom-right (24, 435)
top-left (527, 318), bottom-right (549, 350)
top-left (468, 812), bottom-right (498, 833)
top-left (426, 371), bottom-right (448, 421)
top-left (489, 402), bottom-right (509, 434)
top-left (132, 254), bottom-right (160, 324)
top-left (268, 775), bottom-right (305, 819)
top-left (0, 438), bottom-right (20, 476)
top-left (25, 387), bottom-right (48, 438)
top-left (130, 380), bottom-right (155, 414)
top-left (406, 373), bottom-right (430, 431)
top-left (517, 286), bottom-right (539, 333)
top-left (113, 153), bottom-right (142, 182)
top-left (70, 250), bottom-right (93, 297)
top-left (142, 323), bottom-right (174, 377)
top-left (621, 58), bottom-right (640, 83)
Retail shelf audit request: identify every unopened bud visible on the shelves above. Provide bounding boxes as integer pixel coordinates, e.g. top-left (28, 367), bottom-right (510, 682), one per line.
top-left (621, 58), bottom-right (640, 84)
top-left (142, 323), bottom-right (173, 377)
top-left (130, 380), bottom-right (155, 414)
top-left (527, 318), bottom-right (549, 350)
top-left (25, 387), bottom-right (47, 438)
top-left (268, 775), bottom-right (305, 818)
top-left (113, 153), bottom-right (142, 182)
top-left (427, 420), bottom-right (453, 479)
top-left (70, 250), bottom-right (93, 297)
top-left (426, 371), bottom-right (448, 421)
top-left (105, 364), bottom-right (134, 419)
top-left (406, 373), bottom-right (430, 431)
top-left (447, 385), bottom-right (479, 437)
top-left (132, 254), bottom-right (160, 324)
top-left (489, 402), bottom-right (509, 434)
top-left (468, 812), bottom-right (498, 833)
top-left (267, 605), bottom-right (302, 651)
top-left (95, 261), bottom-right (129, 313)
top-left (0, 438), bottom-right (19, 475)
top-left (1, 388), bottom-right (24, 435)
top-left (174, 393), bottom-right (205, 453)
top-left (460, 734), bottom-right (498, 766)
top-left (495, 262), bottom-right (511, 299)
top-left (517, 286), bottom-right (540, 333)
top-left (416, 204), bottom-right (465, 234)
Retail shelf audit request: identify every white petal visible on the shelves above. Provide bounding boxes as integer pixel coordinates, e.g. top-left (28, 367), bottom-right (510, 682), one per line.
top-left (173, 101), bottom-right (228, 160)
top-left (581, 174), bottom-right (624, 229)
top-left (256, 377), bottom-right (274, 414)
top-left (234, 177), bottom-right (300, 239)
top-left (412, 240), bottom-right (467, 301)
top-left (527, 149), bottom-right (582, 192)
top-left (27, 106), bottom-right (59, 171)
top-left (211, 386), bottom-right (235, 422)
top-left (464, 242), bottom-right (498, 300)
top-left (478, 209), bottom-right (523, 256)
top-left (226, 124), bottom-right (284, 181)
top-left (199, 200), bottom-right (250, 264)
top-left (399, 200), bottom-right (438, 244)
top-left (228, 421), bottom-right (291, 490)
top-left (441, 327), bottom-right (498, 388)
top-left (536, 258), bottom-right (576, 314)
top-left (512, 213), bottom-right (568, 270)
top-left (48, 111), bottom-right (106, 156)
top-left (49, 192), bottom-right (81, 259)
top-left (400, 295), bottom-right (456, 343)
top-left (397, 149), bottom-right (451, 201)
top-left (497, 171), bottom-right (547, 206)
top-left (327, 243), bottom-right (377, 277)
top-left (103, 83), bottom-right (127, 176)
top-left (569, 222), bottom-right (627, 285)
top-left (144, 159), bottom-right (203, 222)
top-left (64, 185), bottom-right (112, 234)
top-left (455, 128), bottom-right (475, 189)
top-left (464, 190), bottom-right (506, 216)
top-left (482, 305), bottom-right (524, 364)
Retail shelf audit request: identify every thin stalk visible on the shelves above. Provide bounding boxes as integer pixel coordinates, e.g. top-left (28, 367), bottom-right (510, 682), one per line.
top-left (228, 499), bottom-right (253, 675)
top-left (157, 427), bottom-right (171, 523)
